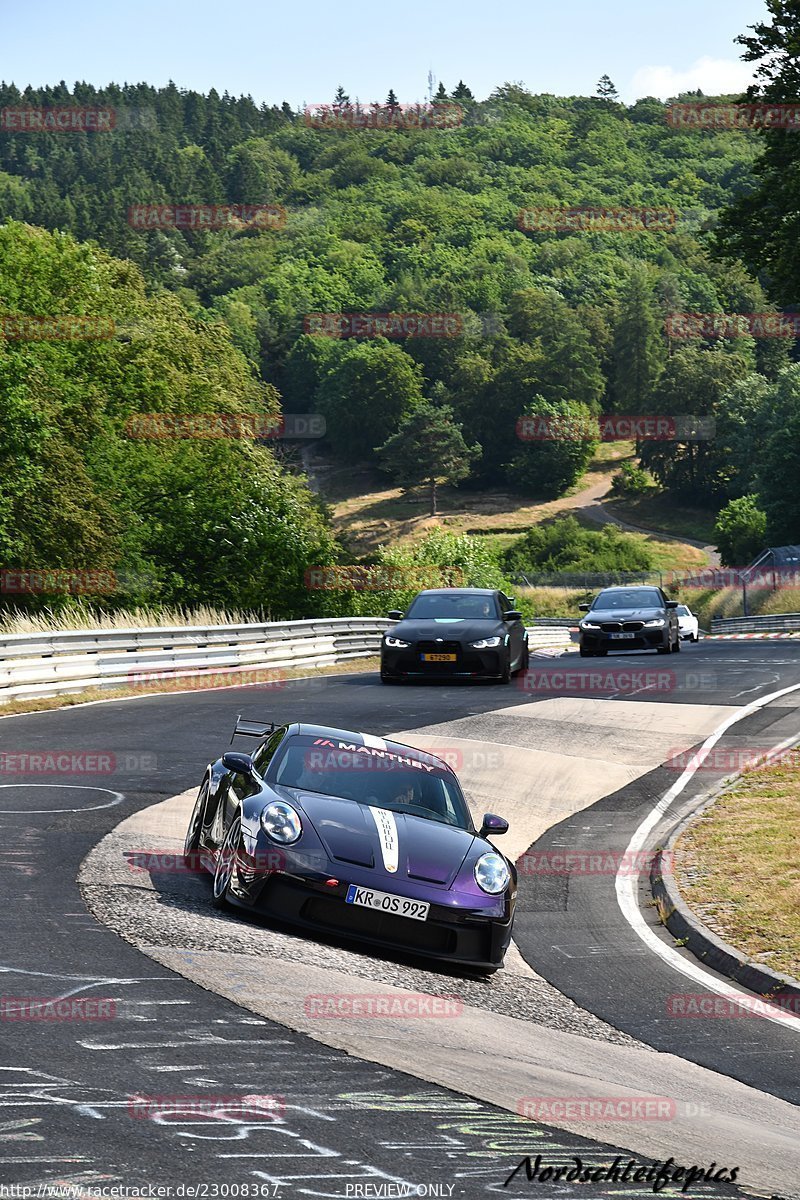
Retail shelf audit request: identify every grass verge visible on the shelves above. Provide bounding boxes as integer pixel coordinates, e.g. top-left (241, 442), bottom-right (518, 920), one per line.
top-left (674, 757), bottom-right (800, 981)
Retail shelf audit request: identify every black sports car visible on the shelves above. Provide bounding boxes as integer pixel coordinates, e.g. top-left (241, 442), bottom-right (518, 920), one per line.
top-left (184, 717), bottom-right (517, 973)
top-left (380, 587), bottom-right (529, 683)
top-left (578, 585), bottom-right (680, 656)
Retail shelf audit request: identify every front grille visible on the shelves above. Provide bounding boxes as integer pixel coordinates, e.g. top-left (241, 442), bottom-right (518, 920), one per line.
top-left (600, 622), bottom-right (621, 632)
top-left (416, 640), bottom-right (461, 654)
top-left (622, 621), bottom-right (644, 631)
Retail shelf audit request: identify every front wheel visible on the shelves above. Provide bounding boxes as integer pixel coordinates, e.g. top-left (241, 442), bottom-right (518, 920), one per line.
top-left (514, 641), bottom-right (530, 675)
top-left (212, 815), bottom-right (242, 910)
top-left (499, 652), bottom-right (512, 684)
top-left (671, 629), bottom-right (681, 653)
top-left (691, 632), bottom-right (699, 643)
top-left (184, 780), bottom-right (208, 861)
top-left (579, 646), bottom-right (594, 658)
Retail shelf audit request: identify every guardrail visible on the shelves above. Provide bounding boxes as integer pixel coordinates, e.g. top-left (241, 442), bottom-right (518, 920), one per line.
top-left (710, 613), bottom-right (800, 634)
top-left (0, 618), bottom-right (392, 703)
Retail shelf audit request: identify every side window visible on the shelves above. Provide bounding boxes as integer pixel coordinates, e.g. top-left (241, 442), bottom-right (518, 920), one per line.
top-left (498, 593), bottom-right (510, 615)
top-left (253, 726), bottom-right (287, 773)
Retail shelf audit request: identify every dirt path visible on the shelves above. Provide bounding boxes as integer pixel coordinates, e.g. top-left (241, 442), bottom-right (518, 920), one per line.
top-left (578, 491), bottom-right (721, 567)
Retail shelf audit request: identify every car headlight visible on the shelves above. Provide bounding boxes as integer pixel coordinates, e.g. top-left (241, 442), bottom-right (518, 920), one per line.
top-left (470, 636), bottom-right (502, 649)
top-left (260, 801), bottom-right (302, 844)
top-left (580, 620), bottom-right (601, 629)
top-left (643, 618), bottom-right (666, 628)
top-left (474, 851), bottom-right (510, 895)
top-left (384, 635), bottom-right (410, 648)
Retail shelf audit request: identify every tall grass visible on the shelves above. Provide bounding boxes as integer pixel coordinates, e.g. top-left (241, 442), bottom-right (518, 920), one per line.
top-left (0, 605), bottom-right (271, 635)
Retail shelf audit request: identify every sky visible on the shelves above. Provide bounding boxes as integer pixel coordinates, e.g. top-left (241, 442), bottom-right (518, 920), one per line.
top-left (1, 0), bottom-right (767, 106)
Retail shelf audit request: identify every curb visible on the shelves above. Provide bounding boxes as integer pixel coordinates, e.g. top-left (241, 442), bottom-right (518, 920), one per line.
top-left (650, 790), bottom-right (800, 1004)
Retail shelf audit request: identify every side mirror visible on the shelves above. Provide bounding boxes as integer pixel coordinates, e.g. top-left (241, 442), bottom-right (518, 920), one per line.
top-left (578, 603), bottom-right (590, 612)
top-left (480, 813), bottom-right (509, 837)
top-left (387, 610), bottom-right (404, 620)
top-left (504, 610), bottom-right (523, 621)
top-left (222, 751), bottom-right (257, 777)
top-left (665, 601), bottom-right (679, 609)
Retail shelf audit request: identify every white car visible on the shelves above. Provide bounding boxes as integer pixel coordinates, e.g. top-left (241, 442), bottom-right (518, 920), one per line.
top-left (676, 604), bottom-right (699, 642)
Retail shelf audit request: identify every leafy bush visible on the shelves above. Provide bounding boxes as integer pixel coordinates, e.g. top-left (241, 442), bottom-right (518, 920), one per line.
top-left (713, 495), bottom-right (767, 567)
top-left (610, 461), bottom-right (655, 496)
top-left (503, 516), bottom-right (654, 575)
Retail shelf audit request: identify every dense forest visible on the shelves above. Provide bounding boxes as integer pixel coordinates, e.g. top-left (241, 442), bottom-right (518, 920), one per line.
top-left (2, 36), bottom-right (800, 611)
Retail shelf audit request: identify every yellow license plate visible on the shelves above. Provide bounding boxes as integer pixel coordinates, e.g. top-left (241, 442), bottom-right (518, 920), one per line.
top-left (421, 653), bottom-right (457, 662)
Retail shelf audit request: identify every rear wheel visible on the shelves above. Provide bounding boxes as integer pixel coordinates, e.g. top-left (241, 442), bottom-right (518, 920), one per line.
top-left (212, 815), bottom-right (242, 910)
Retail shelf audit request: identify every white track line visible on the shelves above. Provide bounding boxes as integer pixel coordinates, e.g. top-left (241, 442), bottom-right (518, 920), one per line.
top-left (616, 681), bottom-right (800, 1031)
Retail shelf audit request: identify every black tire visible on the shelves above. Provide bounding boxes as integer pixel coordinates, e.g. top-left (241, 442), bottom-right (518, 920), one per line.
top-left (499, 650), bottom-right (512, 683)
top-left (657, 640), bottom-right (671, 655)
top-left (184, 779), bottom-right (208, 862)
top-left (211, 814), bottom-right (242, 911)
top-left (691, 633), bottom-right (699, 643)
top-left (579, 645), bottom-right (594, 658)
top-left (596, 647), bottom-right (608, 657)
top-left (671, 630), bottom-right (681, 653)
top-left (380, 673), bottom-right (398, 685)
top-left (514, 640), bottom-right (530, 675)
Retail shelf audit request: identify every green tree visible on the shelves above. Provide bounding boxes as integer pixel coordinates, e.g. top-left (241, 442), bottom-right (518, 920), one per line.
top-left (596, 75), bottom-right (619, 101)
top-left (506, 397), bottom-right (598, 498)
top-left (609, 268), bottom-right (666, 413)
top-left (376, 401), bottom-right (480, 515)
top-left (316, 340), bottom-right (425, 460)
top-left (714, 495), bottom-right (767, 567)
top-left (755, 364), bottom-right (800, 543)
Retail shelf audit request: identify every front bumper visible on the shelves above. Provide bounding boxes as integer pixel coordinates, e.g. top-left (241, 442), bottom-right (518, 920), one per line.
top-left (579, 626), bottom-right (669, 652)
top-left (233, 871), bottom-right (514, 969)
top-left (381, 643), bottom-right (506, 679)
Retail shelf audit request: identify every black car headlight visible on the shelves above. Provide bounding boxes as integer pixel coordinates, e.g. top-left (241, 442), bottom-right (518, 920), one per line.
top-left (470, 635), bottom-right (502, 649)
top-left (384, 635), bottom-right (410, 648)
top-left (260, 801), bottom-right (302, 844)
top-left (580, 620), bottom-right (601, 629)
top-left (474, 852), bottom-right (510, 894)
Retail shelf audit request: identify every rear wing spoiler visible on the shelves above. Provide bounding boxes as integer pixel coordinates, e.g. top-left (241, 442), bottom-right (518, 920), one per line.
top-left (230, 714), bottom-right (277, 745)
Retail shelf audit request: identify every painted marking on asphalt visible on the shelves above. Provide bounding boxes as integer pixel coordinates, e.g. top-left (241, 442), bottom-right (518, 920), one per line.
top-left (0, 783), bottom-right (124, 815)
top-left (616, 681), bottom-right (800, 1032)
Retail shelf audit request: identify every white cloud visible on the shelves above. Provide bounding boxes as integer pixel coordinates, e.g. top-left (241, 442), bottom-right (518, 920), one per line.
top-left (628, 56), bottom-right (756, 102)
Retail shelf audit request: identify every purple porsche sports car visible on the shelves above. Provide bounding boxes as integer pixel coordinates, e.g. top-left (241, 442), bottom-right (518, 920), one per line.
top-left (184, 717), bottom-right (516, 973)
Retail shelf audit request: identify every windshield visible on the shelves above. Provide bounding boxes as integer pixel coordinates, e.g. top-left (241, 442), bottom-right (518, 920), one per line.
top-left (676, 605), bottom-right (690, 616)
top-left (592, 589), bottom-right (663, 610)
top-left (405, 593), bottom-right (499, 620)
top-left (270, 735), bottom-right (473, 829)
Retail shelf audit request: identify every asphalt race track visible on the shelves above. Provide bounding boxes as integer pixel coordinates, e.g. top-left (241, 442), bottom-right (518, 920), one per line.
top-left (1, 640), bottom-right (799, 1198)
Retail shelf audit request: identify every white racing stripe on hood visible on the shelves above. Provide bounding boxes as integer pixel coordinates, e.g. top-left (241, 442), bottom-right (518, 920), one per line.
top-left (367, 806), bottom-right (399, 874)
top-left (360, 733), bottom-right (387, 750)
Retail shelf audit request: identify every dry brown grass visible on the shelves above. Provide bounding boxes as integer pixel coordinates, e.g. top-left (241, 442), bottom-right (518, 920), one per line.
top-left (674, 757), bottom-right (800, 981)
